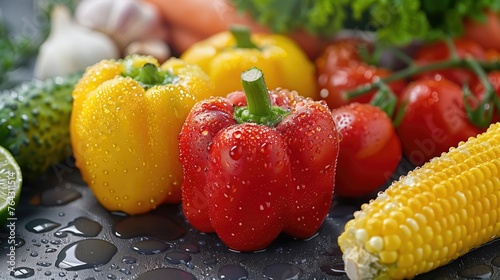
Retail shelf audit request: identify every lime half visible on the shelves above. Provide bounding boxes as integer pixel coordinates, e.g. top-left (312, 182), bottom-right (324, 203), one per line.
top-left (0, 145), bottom-right (22, 227)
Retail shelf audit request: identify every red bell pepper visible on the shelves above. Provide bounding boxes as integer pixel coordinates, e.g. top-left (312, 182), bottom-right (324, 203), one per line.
top-left (179, 67), bottom-right (340, 251)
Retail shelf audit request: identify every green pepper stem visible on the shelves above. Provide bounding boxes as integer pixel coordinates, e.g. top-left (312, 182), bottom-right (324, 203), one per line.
top-left (235, 67), bottom-right (289, 126)
top-left (230, 25), bottom-right (258, 49)
top-left (136, 63), bottom-right (162, 86)
top-left (241, 68), bottom-right (272, 116)
top-left (121, 58), bottom-right (177, 89)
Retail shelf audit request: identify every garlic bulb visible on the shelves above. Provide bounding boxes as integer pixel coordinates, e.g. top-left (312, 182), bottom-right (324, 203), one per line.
top-left (34, 5), bottom-right (119, 80)
top-left (124, 39), bottom-right (171, 63)
top-left (75, 0), bottom-right (165, 50)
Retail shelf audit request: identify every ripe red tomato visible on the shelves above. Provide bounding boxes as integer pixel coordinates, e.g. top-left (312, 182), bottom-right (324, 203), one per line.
top-left (396, 77), bottom-right (485, 166)
top-left (317, 62), bottom-right (407, 109)
top-left (332, 103), bottom-right (402, 197)
top-left (315, 38), bottom-right (362, 72)
top-left (316, 39), bottom-right (407, 110)
top-left (463, 9), bottom-right (500, 52)
top-left (413, 38), bottom-right (486, 86)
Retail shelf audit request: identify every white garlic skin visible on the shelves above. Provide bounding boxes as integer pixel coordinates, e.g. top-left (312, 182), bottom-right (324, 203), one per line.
top-left (75, 0), bottom-right (164, 50)
top-left (34, 5), bottom-right (119, 80)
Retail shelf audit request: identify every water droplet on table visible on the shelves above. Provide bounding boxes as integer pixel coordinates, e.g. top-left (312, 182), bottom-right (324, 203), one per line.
top-left (262, 263), bottom-right (303, 280)
top-left (3, 237), bottom-right (25, 249)
top-left (55, 239), bottom-right (117, 270)
top-left (29, 251), bottom-right (38, 257)
top-left (179, 243), bottom-right (200, 253)
top-left (119, 268), bottom-right (131, 275)
top-left (458, 264), bottom-right (493, 279)
top-left (10, 267), bottom-right (35, 278)
top-left (41, 187), bottom-right (82, 206)
top-left (56, 217), bottom-right (102, 237)
top-left (54, 231), bottom-right (68, 238)
top-left (122, 256), bottom-right (137, 264)
top-left (113, 214), bottom-right (186, 241)
top-left (165, 251), bottom-right (192, 266)
top-left (45, 248), bottom-right (57, 253)
top-left (36, 261), bottom-right (51, 267)
top-left (25, 219), bottom-right (60, 233)
top-left (136, 268), bottom-right (197, 280)
top-left (50, 239), bottom-right (62, 245)
top-left (218, 264), bottom-right (248, 280)
top-left (131, 239), bottom-right (169, 255)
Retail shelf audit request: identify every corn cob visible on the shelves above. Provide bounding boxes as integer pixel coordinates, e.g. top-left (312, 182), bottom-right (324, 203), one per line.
top-left (338, 122), bottom-right (500, 280)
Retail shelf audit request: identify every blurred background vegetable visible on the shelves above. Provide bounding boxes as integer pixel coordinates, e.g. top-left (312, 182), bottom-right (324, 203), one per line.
top-left (75, 0), bottom-right (170, 61)
top-left (232, 0), bottom-right (500, 47)
top-left (463, 9), bottom-right (500, 51)
top-left (144, 0), bottom-right (500, 61)
top-left (34, 5), bottom-right (119, 79)
top-left (0, 0), bottom-right (78, 85)
top-left (181, 26), bottom-right (317, 99)
top-left (144, 0), bottom-right (325, 59)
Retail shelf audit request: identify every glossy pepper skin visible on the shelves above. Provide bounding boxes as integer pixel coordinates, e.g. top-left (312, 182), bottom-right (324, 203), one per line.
top-left (179, 68), bottom-right (340, 251)
top-left (70, 55), bottom-right (215, 214)
top-left (181, 26), bottom-right (318, 100)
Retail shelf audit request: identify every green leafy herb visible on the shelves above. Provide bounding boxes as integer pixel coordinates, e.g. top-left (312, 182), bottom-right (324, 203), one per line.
top-left (231, 0), bottom-right (500, 46)
top-left (231, 0), bottom-right (350, 36)
top-left (0, 22), bottom-right (35, 89)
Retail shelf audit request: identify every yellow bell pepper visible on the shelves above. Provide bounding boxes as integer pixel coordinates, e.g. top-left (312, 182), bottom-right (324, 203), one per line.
top-left (181, 26), bottom-right (318, 99)
top-left (70, 55), bottom-right (215, 214)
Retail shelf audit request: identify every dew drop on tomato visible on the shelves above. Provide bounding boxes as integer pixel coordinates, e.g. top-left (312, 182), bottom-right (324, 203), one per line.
top-left (232, 130), bottom-right (242, 139)
top-left (229, 145), bottom-right (243, 160)
top-left (260, 142), bottom-right (271, 155)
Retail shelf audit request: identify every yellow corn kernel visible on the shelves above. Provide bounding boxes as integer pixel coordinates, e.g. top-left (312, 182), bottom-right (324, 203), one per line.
top-left (379, 251), bottom-right (398, 264)
top-left (338, 122), bottom-right (500, 280)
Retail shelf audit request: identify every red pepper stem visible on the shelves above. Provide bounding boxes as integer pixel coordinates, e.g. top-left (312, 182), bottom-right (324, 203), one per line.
top-left (241, 68), bottom-right (272, 116)
top-left (236, 67), bottom-right (289, 126)
top-left (230, 25), bottom-right (259, 49)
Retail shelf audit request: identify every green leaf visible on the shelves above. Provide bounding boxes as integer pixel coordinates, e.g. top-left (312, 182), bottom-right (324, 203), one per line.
top-left (231, 0), bottom-right (500, 46)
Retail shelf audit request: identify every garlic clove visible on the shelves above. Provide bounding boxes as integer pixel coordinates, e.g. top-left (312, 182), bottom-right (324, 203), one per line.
top-left (34, 5), bottom-right (120, 80)
top-left (124, 39), bottom-right (171, 63)
top-left (75, 0), bottom-right (164, 50)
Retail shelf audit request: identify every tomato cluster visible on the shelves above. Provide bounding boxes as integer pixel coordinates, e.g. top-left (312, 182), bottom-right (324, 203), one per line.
top-left (315, 37), bottom-right (500, 198)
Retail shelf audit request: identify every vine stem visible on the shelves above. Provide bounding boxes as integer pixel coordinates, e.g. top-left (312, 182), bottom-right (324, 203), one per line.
top-left (343, 55), bottom-right (500, 128)
top-left (345, 59), bottom-right (500, 100)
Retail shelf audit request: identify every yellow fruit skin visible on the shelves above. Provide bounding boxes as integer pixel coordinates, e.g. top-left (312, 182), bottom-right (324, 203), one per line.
top-left (181, 31), bottom-right (318, 99)
top-left (70, 56), bottom-right (215, 214)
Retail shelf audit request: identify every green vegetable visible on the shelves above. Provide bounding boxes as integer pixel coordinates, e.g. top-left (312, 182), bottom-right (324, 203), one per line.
top-left (231, 0), bottom-right (500, 46)
top-left (0, 73), bottom-right (81, 180)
